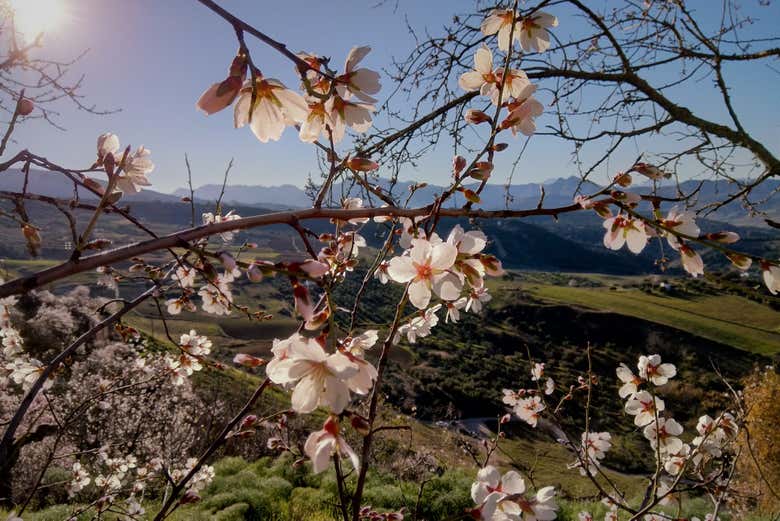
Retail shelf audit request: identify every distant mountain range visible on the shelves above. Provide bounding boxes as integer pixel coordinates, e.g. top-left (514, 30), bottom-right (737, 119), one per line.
top-left (173, 176), bottom-right (779, 226)
top-left (1, 169), bottom-right (777, 275)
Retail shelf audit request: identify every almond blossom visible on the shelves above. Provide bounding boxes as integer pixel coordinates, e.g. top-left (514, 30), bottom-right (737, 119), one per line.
top-left (444, 297), bottom-right (467, 323)
top-left (679, 244), bottom-right (704, 278)
top-left (202, 210), bottom-right (242, 242)
top-left (637, 354), bottom-right (676, 386)
top-left (624, 391), bottom-right (665, 427)
top-left (761, 262), bottom-right (780, 294)
top-left (395, 304), bottom-right (441, 344)
top-left (663, 443), bottom-right (691, 475)
top-left (234, 76), bottom-right (308, 142)
top-left (643, 417), bottom-right (684, 454)
top-left (661, 207), bottom-right (700, 250)
top-left (616, 363), bottom-right (642, 398)
top-left (116, 146), bottom-right (154, 194)
top-left (518, 11), bottom-right (558, 53)
top-left (336, 46), bottom-right (381, 103)
top-left (459, 45), bottom-right (535, 105)
top-left (466, 286), bottom-right (492, 313)
top-left (327, 94), bottom-right (375, 142)
top-left (196, 53), bottom-right (247, 115)
top-left (503, 96), bottom-right (544, 136)
top-left (480, 10), bottom-right (518, 52)
top-left (97, 132), bottom-right (120, 162)
top-left (304, 416), bottom-right (359, 474)
top-left (342, 330), bottom-right (379, 395)
top-left (387, 238), bottom-right (460, 309)
top-left (602, 215), bottom-right (648, 254)
top-left (514, 395), bottom-right (545, 427)
top-left (266, 334), bottom-right (358, 413)
top-left (471, 466), bottom-right (529, 520)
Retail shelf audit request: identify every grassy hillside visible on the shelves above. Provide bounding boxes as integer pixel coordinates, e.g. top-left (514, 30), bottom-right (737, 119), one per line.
top-left (511, 274), bottom-right (780, 355)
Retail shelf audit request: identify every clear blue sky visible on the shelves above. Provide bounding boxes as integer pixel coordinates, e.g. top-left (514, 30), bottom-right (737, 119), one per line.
top-left (5, 0), bottom-right (780, 193)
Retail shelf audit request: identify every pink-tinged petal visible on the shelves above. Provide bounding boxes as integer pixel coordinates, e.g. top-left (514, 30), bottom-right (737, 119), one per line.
top-left (474, 45), bottom-right (493, 75)
top-left (345, 46), bottom-right (371, 71)
top-left (233, 91), bottom-right (251, 128)
top-left (480, 13), bottom-right (505, 36)
top-left (265, 358), bottom-right (297, 384)
top-left (501, 470), bottom-right (526, 495)
top-left (343, 103), bottom-right (374, 133)
top-left (533, 32), bottom-right (552, 53)
top-left (312, 436), bottom-right (335, 473)
top-left (326, 352), bottom-right (359, 378)
top-left (497, 24), bottom-right (512, 51)
top-left (477, 465), bottom-right (501, 488)
top-left (407, 280), bottom-right (432, 309)
top-left (409, 239), bottom-right (434, 265)
top-left (433, 272), bottom-right (463, 301)
top-left (387, 256), bottom-right (417, 283)
top-left (291, 374), bottom-right (321, 413)
top-left (276, 88), bottom-right (308, 124)
top-left (196, 81), bottom-right (238, 115)
top-left (290, 338), bottom-right (328, 362)
top-left (338, 438), bottom-right (360, 471)
top-left (625, 228), bottom-right (648, 254)
top-left (519, 30), bottom-right (532, 52)
top-left (536, 12), bottom-right (558, 28)
top-left (351, 68), bottom-right (381, 95)
top-left (322, 375), bottom-right (351, 413)
top-left (459, 71), bottom-right (486, 92)
top-left (429, 242), bottom-right (458, 270)
top-left (250, 99), bottom-right (284, 142)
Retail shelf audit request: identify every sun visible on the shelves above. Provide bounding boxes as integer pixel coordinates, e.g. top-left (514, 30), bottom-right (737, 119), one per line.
top-left (8, 0), bottom-right (67, 42)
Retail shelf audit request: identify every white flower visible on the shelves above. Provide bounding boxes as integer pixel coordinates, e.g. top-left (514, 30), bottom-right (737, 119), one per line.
top-left (503, 96), bottom-right (544, 136)
top-left (444, 297), bottom-right (467, 323)
top-left (616, 363), bottom-right (642, 398)
top-left (466, 287), bottom-right (492, 313)
top-left (637, 355), bottom-right (676, 386)
top-left (234, 76), bottom-right (308, 142)
top-left (459, 45), bottom-right (534, 106)
top-left (202, 210), bottom-right (242, 242)
top-left (304, 416), bottom-right (359, 474)
top-left (180, 330), bottom-right (212, 357)
top-left (342, 330), bottom-right (379, 395)
top-left (662, 207), bottom-right (700, 250)
top-left (327, 95), bottom-right (375, 142)
top-left (531, 362), bottom-right (545, 381)
top-left (116, 146), bottom-right (154, 193)
top-left (374, 261), bottom-right (390, 284)
top-left (514, 396), bottom-right (545, 427)
top-left (471, 466), bottom-right (527, 519)
top-left (336, 46), bottom-right (381, 103)
top-left (97, 132), bottom-right (120, 160)
top-left (663, 443), bottom-right (691, 475)
top-left (544, 378), bottom-right (554, 395)
top-left (395, 304), bottom-right (441, 344)
top-left (387, 238), bottom-right (460, 309)
top-left (643, 417), bottom-right (684, 454)
top-left (579, 512), bottom-right (594, 521)
top-left (603, 215), bottom-right (648, 254)
top-left (502, 389), bottom-right (520, 408)
top-left (266, 335), bottom-right (359, 413)
top-left (624, 391), bottom-right (665, 427)
top-left (761, 263), bottom-right (780, 295)
top-left (480, 10), bottom-right (518, 52)
top-left (680, 244), bottom-right (704, 278)
top-left (68, 462), bottom-right (91, 497)
top-left (518, 12), bottom-right (558, 53)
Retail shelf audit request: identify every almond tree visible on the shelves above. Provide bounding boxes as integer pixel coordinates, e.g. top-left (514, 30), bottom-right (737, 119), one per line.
top-left (0, 1), bottom-right (778, 520)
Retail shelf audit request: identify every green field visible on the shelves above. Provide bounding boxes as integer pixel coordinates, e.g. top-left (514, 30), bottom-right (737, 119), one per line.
top-left (519, 281), bottom-right (780, 355)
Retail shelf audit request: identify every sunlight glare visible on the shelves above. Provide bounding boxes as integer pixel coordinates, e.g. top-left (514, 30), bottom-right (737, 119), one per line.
top-left (9, 0), bottom-right (67, 42)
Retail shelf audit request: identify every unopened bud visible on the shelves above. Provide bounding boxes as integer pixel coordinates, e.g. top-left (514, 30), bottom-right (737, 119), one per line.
top-left (346, 157), bottom-right (379, 172)
top-left (452, 155), bottom-right (466, 176)
top-left (464, 109), bottom-right (491, 125)
top-left (17, 98), bottom-right (34, 116)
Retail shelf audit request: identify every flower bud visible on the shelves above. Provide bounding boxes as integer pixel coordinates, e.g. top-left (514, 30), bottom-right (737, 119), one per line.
top-left (16, 97), bottom-right (34, 116)
top-left (351, 414), bottom-right (371, 436)
top-left (491, 142), bottom-right (509, 152)
top-left (469, 161), bottom-right (494, 181)
top-left (464, 109), bottom-right (491, 124)
top-left (97, 133), bottom-right (120, 160)
top-left (179, 490), bottom-right (201, 505)
top-left (233, 353), bottom-right (265, 367)
top-left (705, 231), bottom-right (740, 244)
top-left (346, 157), bottom-right (379, 172)
top-left (613, 172), bottom-right (632, 187)
top-left (452, 155), bottom-right (466, 176)
top-left (726, 253), bottom-right (751, 271)
top-left (246, 262), bottom-right (264, 282)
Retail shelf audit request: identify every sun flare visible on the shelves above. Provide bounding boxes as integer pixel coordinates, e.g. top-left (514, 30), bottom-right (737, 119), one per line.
top-left (9, 0), bottom-right (67, 41)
